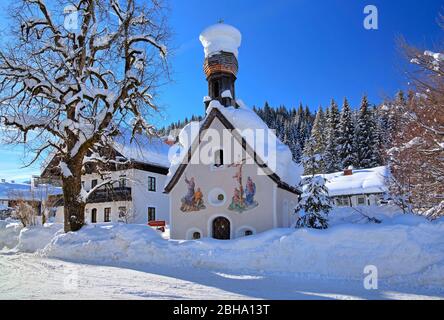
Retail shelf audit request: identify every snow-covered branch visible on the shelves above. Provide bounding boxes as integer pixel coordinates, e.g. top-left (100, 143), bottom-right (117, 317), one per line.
top-left (0, 0), bottom-right (170, 232)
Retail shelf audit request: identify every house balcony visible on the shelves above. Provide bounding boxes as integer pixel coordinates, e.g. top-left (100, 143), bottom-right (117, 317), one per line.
top-left (87, 187), bottom-right (132, 204)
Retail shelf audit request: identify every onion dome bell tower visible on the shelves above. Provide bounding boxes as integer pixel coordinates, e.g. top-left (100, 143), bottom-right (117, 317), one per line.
top-left (199, 23), bottom-right (242, 109)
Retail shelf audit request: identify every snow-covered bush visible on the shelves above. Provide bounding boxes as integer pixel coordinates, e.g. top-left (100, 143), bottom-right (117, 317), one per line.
top-left (13, 201), bottom-right (38, 227)
top-left (295, 176), bottom-right (332, 229)
top-left (425, 201), bottom-right (444, 220)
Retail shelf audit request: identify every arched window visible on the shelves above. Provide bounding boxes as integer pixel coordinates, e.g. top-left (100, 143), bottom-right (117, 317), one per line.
top-left (244, 230), bottom-right (253, 236)
top-left (214, 149), bottom-right (223, 167)
top-left (192, 232), bottom-right (201, 240)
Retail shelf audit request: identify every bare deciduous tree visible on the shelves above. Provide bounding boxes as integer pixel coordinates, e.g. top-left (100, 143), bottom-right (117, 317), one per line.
top-left (388, 16), bottom-right (444, 217)
top-left (0, 0), bottom-right (170, 232)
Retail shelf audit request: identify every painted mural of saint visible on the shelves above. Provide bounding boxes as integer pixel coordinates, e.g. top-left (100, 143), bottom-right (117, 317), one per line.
top-left (181, 176), bottom-right (206, 212)
top-left (228, 162), bottom-right (258, 213)
top-left (244, 176), bottom-right (257, 207)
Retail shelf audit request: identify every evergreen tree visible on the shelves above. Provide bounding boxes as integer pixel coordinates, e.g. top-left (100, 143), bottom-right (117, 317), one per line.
top-left (295, 176), bottom-right (332, 229)
top-left (303, 106), bottom-right (326, 174)
top-left (372, 105), bottom-right (385, 166)
top-left (324, 99), bottom-right (341, 173)
top-left (354, 95), bottom-right (379, 168)
top-left (337, 98), bottom-right (355, 168)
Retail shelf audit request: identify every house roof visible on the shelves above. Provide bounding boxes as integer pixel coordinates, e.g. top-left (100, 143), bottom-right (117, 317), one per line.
top-left (0, 181), bottom-right (62, 201)
top-left (41, 131), bottom-right (171, 178)
top-left (111, 131), bottom-right (171, 169)
top-left (164, 101), bottom-right (302, 195)
top-left (311, 166), bottom-right (389, 197)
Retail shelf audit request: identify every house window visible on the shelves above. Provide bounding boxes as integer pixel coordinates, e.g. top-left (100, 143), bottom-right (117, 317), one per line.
top-left (148, 176), bottom-right (156, 192)
top-left (91, 179), bottom-right (98, 189)
top-left (91, 208), bottom-right (97, 223)
top-left (357, 196), bottom-right (366, 206)
top-left (214, 149), bottom-right (223, 167)
top-left (148, 207), bottom-right (156, 222)
top-left (104, 208), bottom-right (111, 222)
top-left (335, 196), bottom-right (350, 207)
top-left (244, 230), bottom-right (253, 236)
top-left (192, 232), bottom-right (201, 240)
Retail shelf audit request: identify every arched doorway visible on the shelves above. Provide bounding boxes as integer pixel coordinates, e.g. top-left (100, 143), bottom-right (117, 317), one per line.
top-left (212, 217), bottom-right (230, 240)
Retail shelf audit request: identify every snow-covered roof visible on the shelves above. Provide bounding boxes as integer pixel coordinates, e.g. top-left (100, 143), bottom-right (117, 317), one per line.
top-left (111, 131), bottom-right (171, 168)
top-left (0, 204), bottom-right (11, 211)
top-left (41, 131), bottom-right (172, 176)
top-left (199, 23), bottom-right (242, 58)
top-left (314, 166), bottom-right (389, 197)
top-left (0, 181), bottom-right (62, 201)
top-left (165, 99), bottom-right (303, 191)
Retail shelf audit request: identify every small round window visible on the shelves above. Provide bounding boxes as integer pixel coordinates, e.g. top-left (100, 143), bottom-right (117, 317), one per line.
top-left (208, 188), bottom-right (226, 207)
top-left (244, 230), bottom-right (253, 236)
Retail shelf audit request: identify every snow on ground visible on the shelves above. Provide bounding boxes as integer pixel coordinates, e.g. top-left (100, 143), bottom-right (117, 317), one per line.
top-left (0, 211), bottom-right (443, 300)
top-left (0, 253), bottom-right (441, 300)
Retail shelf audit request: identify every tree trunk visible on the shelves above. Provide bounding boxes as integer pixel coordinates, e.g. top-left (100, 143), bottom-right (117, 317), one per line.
top-left (62, 173), bottom-right (85, 232)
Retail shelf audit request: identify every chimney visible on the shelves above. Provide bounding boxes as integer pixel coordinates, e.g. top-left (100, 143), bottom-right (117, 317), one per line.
top-left (163, 136), bottom-right (176, 146)
top-left (343, 166), bottom-right (353, 176)
top-left (199, 22), bottom-right (242, 109)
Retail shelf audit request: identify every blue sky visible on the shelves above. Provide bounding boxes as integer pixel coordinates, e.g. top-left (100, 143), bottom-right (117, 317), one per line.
top-left (0, 0), bottom-right (443, 181)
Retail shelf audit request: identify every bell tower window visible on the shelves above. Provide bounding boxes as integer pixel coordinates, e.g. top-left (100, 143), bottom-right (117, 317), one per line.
top-left (212, 81), bottom-right (220, 98)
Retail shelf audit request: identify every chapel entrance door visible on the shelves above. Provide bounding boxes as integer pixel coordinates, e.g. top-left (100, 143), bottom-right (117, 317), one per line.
top-left (212, 217), bottom-right (230, 240)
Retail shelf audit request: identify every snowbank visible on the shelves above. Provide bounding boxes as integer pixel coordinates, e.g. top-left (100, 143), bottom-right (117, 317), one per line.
top-left (37, 217), bottom-right (444, 287)
top-left (2, 216), bottom-right (443, 287)
top-left (0, 220), bottom-right (22, 249)
top-left (0, 221), bottom-right (62, 252)
top-left (16, 223), bottom-right (63, 252)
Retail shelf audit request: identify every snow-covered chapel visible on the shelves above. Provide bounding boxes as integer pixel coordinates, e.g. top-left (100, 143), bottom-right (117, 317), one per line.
top-left (164, 23), bottom-right (302, 240)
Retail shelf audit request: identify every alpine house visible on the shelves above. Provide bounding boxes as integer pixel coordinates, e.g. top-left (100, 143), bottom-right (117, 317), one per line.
top-left (164, 23), bottom-right (303, 240)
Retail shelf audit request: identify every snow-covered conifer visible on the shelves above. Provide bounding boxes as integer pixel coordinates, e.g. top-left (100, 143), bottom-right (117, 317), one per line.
top-left (303, 106), bottom-right (326, 174)
top-left (295, 176), bottom-right (332, 229)
top-left (354, 95), bottom-right (379, 169)
top-left (337, 98), bottom-right (356, 168)
top-left (324, 99), bottom-right (341, 172)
